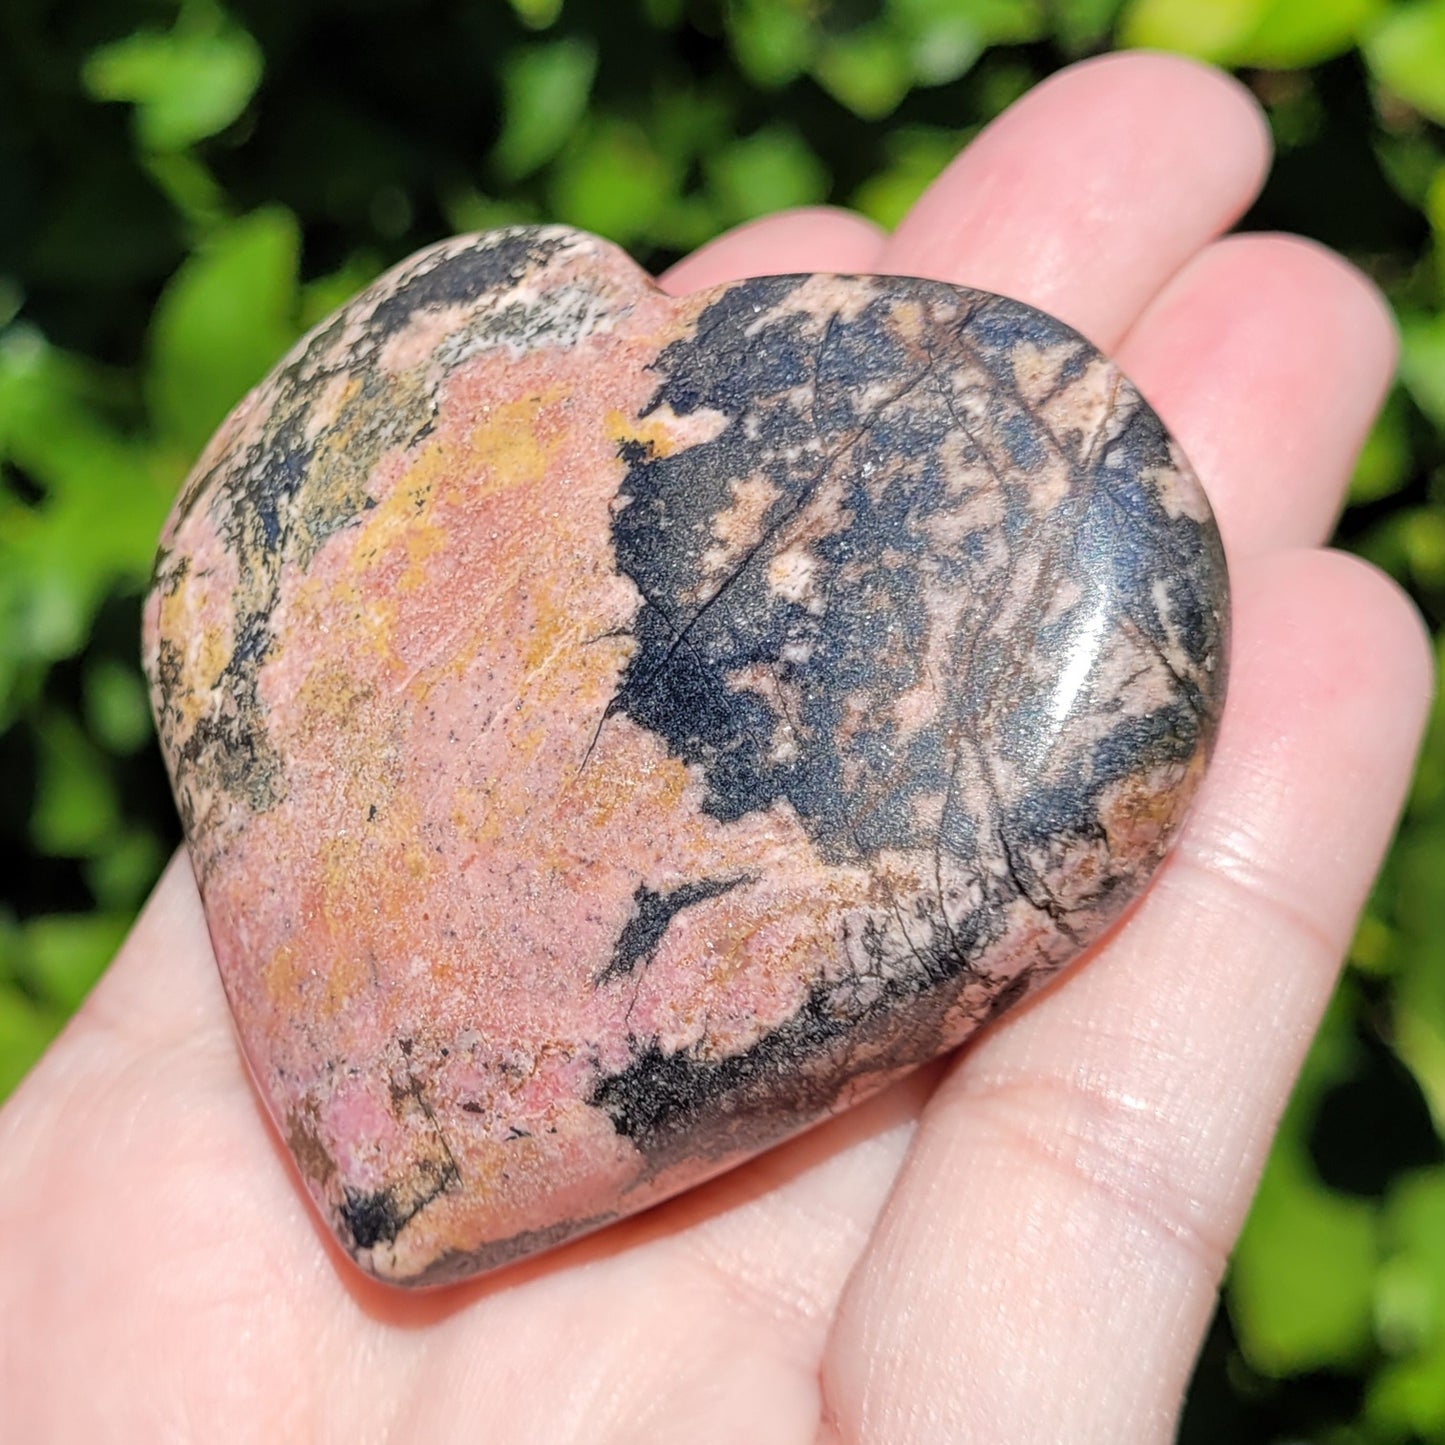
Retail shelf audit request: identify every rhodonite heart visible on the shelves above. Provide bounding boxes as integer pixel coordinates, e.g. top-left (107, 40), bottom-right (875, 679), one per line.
top-left (143, 224), bottom-right (1228, 1286)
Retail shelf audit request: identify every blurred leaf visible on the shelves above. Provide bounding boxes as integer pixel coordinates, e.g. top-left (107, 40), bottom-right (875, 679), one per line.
top-left (494, 39), bottom-right (597, 182)
top-left (19, 913), bottom-right (130, 1014)
top-left (550, 121), bottom-right (679, 245)
top-left (1350, 387), bottom-right (1413, 505)
top-left (1232, 1151), bottom-right (1379, 1374)
top-left (82, 1), bottom-right (263, 152)
top-left (146, 206), bottom-right (300, 457)
top-left (0, 279), bottom-right (23, 330)
top-left (1409, 633), bottom-right (1445, 816)
top-left (1235, 0), bottom-right (1380, 67)
top-left (1399, 311), bottom-right (1445, 433)
top-left (650, 194), bottom-right (728, 253)
top-left (887, 0), bottom-right (984, 87)
top-left (0, 912), bottom-right (21, 986)
top-left (1404, 506), bottom-right (1445, 591)
top-left (652, 86), bottom-right (735, 169)
top-left (1375, 131), bottom-right (1443, 213)
top-left (85, 830), bottom-right (169, 913)
top-left (0, 333), bottom-right (173, 669)
top-left (1364, 0), bottom-right (1445, 125)
top-left (31, 711), bottom-right (121, 859)
top-left (853, 127), bottom-right (965, 228)
top-left (1055, 0), bottom-right (1126, 50)
top-left (1396, 994), bottom-right (1445, 1148)
top-left (1258, 69), bottom-right (1327, 151)
top-left (441, 188), bottom-right (540, 238)
top-left (298, 254), bottom-right (385, 332)
top-left (0, 986), bottom-right (59, 1101)
top-left (1356, 503), bottom-right (1445, 596)
top-left (1426, 164), bottom-right (1445, 303)
top-left (975, 59), bottom-right (1040, 118)
top-left (727, 0), bottom-right (817, 87)
top-left (143, 149), bottom-right (230, 234)
top-left (508, 0), bottom-right (564, 29)
top-left (888, 0), bottom-right (1045, 85)
top-left (706, 126), bottom-right (830, 224)
top-left (1369, 1169), bottom-right (1445, 1436)
top-left (905, 21), bottom-right (983, 86)
top-left (814, 25), bottom-right (915, 119)
top-left (1119, 0), bottom-right (1265, 59)
top-left (1392, 820), bottom-right (1445, 1131)
top-left (84, 657), bottom-right (154, 755)
top-left (1351, 908), bottom-right (1396, 976)
top-left (1230, 995), bottom-right (1380, 1375)
top-left (1122, 0), bottom-right (1374, 64)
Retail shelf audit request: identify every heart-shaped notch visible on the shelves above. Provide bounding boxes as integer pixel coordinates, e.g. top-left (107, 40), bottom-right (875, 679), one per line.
top-left (143, 225), bottom-right (1228, 1286)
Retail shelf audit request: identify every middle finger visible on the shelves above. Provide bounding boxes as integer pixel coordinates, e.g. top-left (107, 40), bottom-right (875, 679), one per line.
top-left (882, 51), bottom-right (1271, 351)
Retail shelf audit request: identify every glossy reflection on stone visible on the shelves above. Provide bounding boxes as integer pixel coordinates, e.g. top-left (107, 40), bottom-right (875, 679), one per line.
top-left (143, 225), bottom-right (1229, 1286)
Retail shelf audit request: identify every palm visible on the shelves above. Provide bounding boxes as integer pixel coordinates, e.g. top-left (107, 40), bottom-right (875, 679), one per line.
top-left (1, 54), bottom-right (1430, 1444)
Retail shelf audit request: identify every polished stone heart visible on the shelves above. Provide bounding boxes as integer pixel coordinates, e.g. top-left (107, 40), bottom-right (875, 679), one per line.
top-left (143, 225), bottom-right (1228, 1286)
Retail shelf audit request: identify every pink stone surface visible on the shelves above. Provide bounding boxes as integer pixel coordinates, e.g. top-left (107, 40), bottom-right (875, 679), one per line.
top-left (143, 225), bottom-right (1228, 1285)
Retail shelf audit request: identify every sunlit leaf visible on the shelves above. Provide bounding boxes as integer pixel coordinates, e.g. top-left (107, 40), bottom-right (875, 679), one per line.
top-left (1232, 1151), bottom-right (1379, 1375)
top-left (1369, 1169), bottom-right (1445, 1436)
top-left (888, 0), bottom-right (1045, 84)
top-left (1123, 0), bottom-right (1375, 63)
top-left (1399, 311), bottom-right (1445, 434)
top-left (1230, 994), bottom-right (1379, 1375)
top-left (1408, 633), bottom-right (1445, 817)
top-left (888, 0), bottom-right (984, 87)
top-left (85, 830), bottom-right (169, 913)
top-left (852, 128), bottom-right (965, 228)
top-left (0, 987), bottom-right (59, 1101)
top-left (727, 0), bottom-right (817, 87)
top-left (1391, 820), bottom-right (1445, 1132)
top-left (508, 0), bottom-right (564, 30)
top-left (494, 39), bottom-right (597, 181)
top-left (143, 149), bottom-right (230, 232)
top-left (651, 87), bottom-right (735, 169)
top-left (298, 255), bottom-right (385, 332)
top-left (1426, 164), bottom-right (1445, 303)
top-left (20, 913), bottom-right (131, 1014)
top-left (813, 25), bottom-right (914, 120)
top-left (1364, 0), bottom-right (1445, 125)
top-left (82, 1), bottom-right (263, 152)
top-left (84, 657), bottom-right (154, 756)
top-left (706, 126), bottom-right (829, 224)
top-left (1118, 0), bottom-right (1265, 59)
top-left (1055, 0), bottom-right (1126, 51)
top-left (0, 333), bottom-right (173, 666)
top-left (549, 121), bottom-right (679, 245)
top-left (31, 711), bottom-right (121, 859)
top-left (1402, 507), bottom-right (1445, 591)
top-left (1236, 0), bottom-right (1380, 66)
top-left (1350, 387), bottom-right (1413, 505)
top-left (146, 206), bottom-right (300, 458)
top-left (649, 192), bottom-right (728, 254)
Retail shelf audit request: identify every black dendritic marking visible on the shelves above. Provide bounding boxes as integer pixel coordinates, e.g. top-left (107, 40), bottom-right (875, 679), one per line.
top-left (607, 280), bottom-right (1225, 875)
top-left (598, 875), bottom-right (755, 985)
top-left (338, 1153), bottom-right (459, 1253)
top-left (592, 275), bottom-right (1228, 1162)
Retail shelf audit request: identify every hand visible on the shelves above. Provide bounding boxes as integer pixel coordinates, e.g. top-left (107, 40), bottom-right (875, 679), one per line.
top-left (0, 52), bottom-right (1431, 1444)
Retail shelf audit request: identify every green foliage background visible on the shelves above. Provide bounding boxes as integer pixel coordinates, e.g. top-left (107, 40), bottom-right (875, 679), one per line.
top-left (2, 0), bottom-right (1443, 1436)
